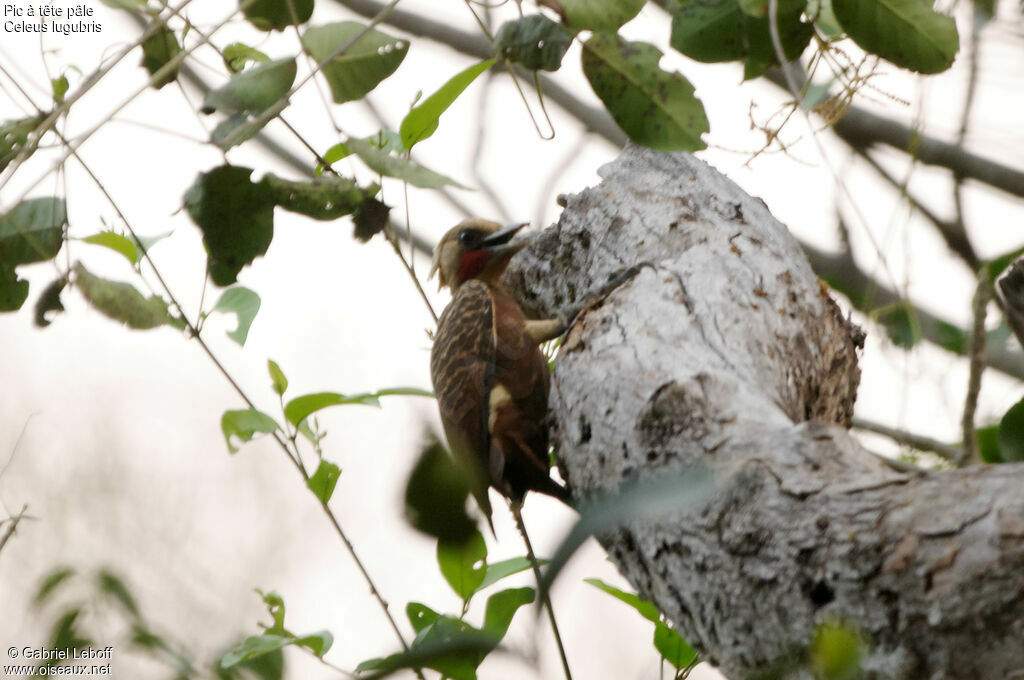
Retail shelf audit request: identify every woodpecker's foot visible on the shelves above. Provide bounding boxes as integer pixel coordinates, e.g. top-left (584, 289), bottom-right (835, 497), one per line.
top-left (556, 262), bottom-right (650, 331)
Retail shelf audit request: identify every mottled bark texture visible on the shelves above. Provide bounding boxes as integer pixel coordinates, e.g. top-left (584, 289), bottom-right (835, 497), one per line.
top-left (505, 144), bottom-right (1024, 680)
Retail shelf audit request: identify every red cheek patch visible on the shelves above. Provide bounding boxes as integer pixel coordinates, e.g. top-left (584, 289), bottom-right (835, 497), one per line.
top-left (458, 251), bottom-right (490, 281)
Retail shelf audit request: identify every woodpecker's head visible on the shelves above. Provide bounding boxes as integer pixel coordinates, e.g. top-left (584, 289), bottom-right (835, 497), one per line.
top-left (430, 219), bottom-right (529, 292)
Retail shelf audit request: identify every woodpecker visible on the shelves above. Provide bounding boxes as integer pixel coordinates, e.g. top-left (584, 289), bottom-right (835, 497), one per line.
top-left (429, 219), bottom-right (571, 528)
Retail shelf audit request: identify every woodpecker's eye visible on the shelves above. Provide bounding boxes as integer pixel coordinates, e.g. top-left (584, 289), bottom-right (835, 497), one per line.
top-left (457, 228), bottom-right (482, 248)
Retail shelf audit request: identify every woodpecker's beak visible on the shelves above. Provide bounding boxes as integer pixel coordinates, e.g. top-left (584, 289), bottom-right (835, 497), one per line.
top-left (481, 222), bottom-right (529, 258)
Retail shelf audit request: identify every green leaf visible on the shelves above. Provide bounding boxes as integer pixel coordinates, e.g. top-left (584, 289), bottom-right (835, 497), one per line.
top-left (33, 567), bottom-right (75, 605)
top-left (202, 57), bottom-right (296, 115)
top-left (242, 0), bottom-right (314, 31)
top-left (224, 43), bottom-right (270, 73)
top-left (220, 634), bottom-right (293, 668)
top-left (302, 22), bottom-right (408, 103)
top-left (832, 0), bottom-right (958, 73)
top-left (581, 33), bottom-right (708, 151)
top-left (34, 275), bottom-right (67, 327)
top-left (284, 391), bottom-right (381, 425)
top-left (934, 320), bottom-right (967, 354)
top-left (73, 262), bottom-right (181, 330)
top-left (478, 557), bottom-right (538, 592)
top-left (997, 398), bottom-right (1024, 463)
top-left (437, 531), bottom-right (487, 600)
top-left (263, 174), bottom-right (377, 221)
top-left (541, 465), bottom-right (714, 596)
top-left (400, 59), bottom-right (495, 150)
top-left (986, 245), bottom-right (1024, 285)
top-left (406, 601), bottom-right (440, 634)
top-left (560, 0), bottom-right (646, 30)
top-left (413, 616), bottom-right (490, 680)
top-left (0, 197), bottom-right (66, 265)
top-left (482, 587), bottom-right (534, 637)
top-left (668, 0), bottom-right (813, 74)
top-left (1, 115), bottom-right (44, 173)
top-left (221, 409), bottom-right (281, 454)
top-left (81, 231), bottom-right (139, 264)
top-left (584, 578), bottom-right (660, 623)
top-left (97, 569), bottom-right (139, 617)
top-left (51, 75), bottom-right (69, 104)
top-left (875, 304), bottom-right (919, 349)
top-left (45, 610), bottom-right (92, 667)
top-left (295, 631), bottom-right (333, 657)
top-left (405, 438), bottom-right (477, 543)
top-left (653, 622), bottom-right (698, 669)
top-left (810, 621), bottom-right (863, 680)
top-left (260, 590), bottom-right (287, 633)
top-left (307, 460), bottom-right (341, 503)
top-left (184, 165), bottom-right (275, 286)
top-left (320, 131), bottom-right (405, 171)
top-left (341, 137), bottom-right (468, 189)
top-left (353, 197), bottom-right (392, 242)
top-left (141, 24), bottom-right (181, 89)
top-left (268, 359), bottom-right (288, 395)
top-left (493, 15), bottom-right (572, 72)
top-left (0, 264), bottom-right (29, 312)
top-left (976, 424), bottom-right (1001, 464)
top-left (360, 624), bottom-right (496, 680)
top-left (213, 286), bottom-right (261, 345)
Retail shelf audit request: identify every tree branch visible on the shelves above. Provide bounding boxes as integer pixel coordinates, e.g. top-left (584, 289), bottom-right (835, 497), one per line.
top-left (507, 145), bottom-right (1024, 680)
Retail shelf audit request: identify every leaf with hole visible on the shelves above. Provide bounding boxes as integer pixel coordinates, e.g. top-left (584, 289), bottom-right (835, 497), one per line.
top-left (437, 530), bottom-right (487, 600)
top-left (213, 286), bottom-right (261, 346)
top-left (221, 409), bottom-right (281, 454)
top-left (400, 59), bottom-right (495, 150)
top-left (0, 264), bottom-right (29, 312)
top-left (223, 43), bottom-right (270, 73)
top-left (302, 22), bottom-right (408, 103)
top-left (184, 165), bottom-right (275, 286)
top-left (34, 275), bottom-right (67, 327)
top-left (832, 0), bottom-right (958, 73)
top-left (493, 15), bottom-right (571, 72)
top-left (582, 33), bottom-right (708, 151)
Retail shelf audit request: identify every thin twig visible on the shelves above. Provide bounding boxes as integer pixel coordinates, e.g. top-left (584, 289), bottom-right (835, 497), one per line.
top-left (511, 502), bottom-right (573, 680)
top-left (850, 417), bottom-right (962, 463)
top-left (959, 271), bottom-right (991, 465)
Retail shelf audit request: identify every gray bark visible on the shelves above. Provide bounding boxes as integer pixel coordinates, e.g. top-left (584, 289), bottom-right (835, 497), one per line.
top-left (505, 144), bottom-right (1024, 680)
